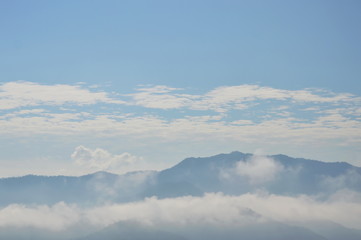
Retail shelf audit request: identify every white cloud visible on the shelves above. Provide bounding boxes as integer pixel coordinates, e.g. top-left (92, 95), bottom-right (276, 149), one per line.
top-left (1, 81), bottom-right (360, 166)
top-left (127, 85), bottom-right (193, 109)
top-left (71, 145), bottom-right (142, 173)
top-left (0, 81), bottom-right (124, 110)
top-left (84, 193), bottom-right (263, 228)
top-left (1, 109), bottom-right (360, 146)
top-left (127, 84), bottom-right (358, 112)
top-left (231, 120), bottom-right (254, 125)
top-left (0, 192), bottom-right (361, 231)
top-left (1, 82), bottom-right (358, 113)
top-left (193, 85), bottom-right (289, 112)
top-left (233, 155), bottom-right (284, 185)
top-left (0, 202), bottom-right (79, 231)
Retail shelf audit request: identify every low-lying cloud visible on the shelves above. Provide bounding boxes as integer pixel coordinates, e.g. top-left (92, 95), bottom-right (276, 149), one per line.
top-left (220, 155), bottom-right (284, 185)
top-left (235, 155), bottom-right (283, 184)
top-left (1, 192), bottom-right (360, 232)
top-left (0, 202), bottom-right (79, 231)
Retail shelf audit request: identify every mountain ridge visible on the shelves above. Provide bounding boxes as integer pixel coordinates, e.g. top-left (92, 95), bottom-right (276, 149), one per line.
top-left (1, 151), bottom-right (358, 180)
top-left (0, 151), bottom-right (360, 206)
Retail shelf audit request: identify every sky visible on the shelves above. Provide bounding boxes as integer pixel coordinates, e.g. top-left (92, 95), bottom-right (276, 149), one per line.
top-left (0, 0), bottom-right (361, 177)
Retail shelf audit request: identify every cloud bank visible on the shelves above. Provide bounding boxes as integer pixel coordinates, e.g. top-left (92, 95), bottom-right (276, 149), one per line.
top-left (0, 192), bottom-right (360, 232)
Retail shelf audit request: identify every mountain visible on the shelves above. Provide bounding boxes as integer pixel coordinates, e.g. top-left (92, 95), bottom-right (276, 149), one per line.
top-left (1, 151), bottom-right (361, 206)
top-left (0, 171), bottom-right (156, 206)
top-left (298, 221), bottom-right (361, 240)
top-left (149, 151), bottom-right (361, 198)
top-left (0, 226), bottom-right (64, 240)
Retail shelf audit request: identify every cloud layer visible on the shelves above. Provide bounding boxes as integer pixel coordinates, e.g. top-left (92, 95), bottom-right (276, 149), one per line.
top-left (1, 192), bottom-right (360, 232)
top-left (0, 81), bottom-right (123, 110)
top-left (1, 82), bottom-right (360, 143)
top-left (128, 85), bottom-right (357, 112)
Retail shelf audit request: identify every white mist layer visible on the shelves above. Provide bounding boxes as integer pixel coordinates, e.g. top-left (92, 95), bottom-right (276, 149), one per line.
top-left (0, 191), bottom-right (360, 231)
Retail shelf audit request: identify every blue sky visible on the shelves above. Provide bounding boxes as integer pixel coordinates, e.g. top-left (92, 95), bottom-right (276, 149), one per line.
top-left (0, 0), bottom-right (361, 176)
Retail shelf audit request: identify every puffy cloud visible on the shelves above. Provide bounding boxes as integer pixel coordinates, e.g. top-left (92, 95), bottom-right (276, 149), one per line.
top-left (71, 146), bottom-right (142, 173)
top-left (235, 155), bottom-right (284, 185)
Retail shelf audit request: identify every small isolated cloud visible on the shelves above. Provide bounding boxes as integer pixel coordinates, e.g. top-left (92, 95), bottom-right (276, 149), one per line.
top-left (221, 155), bottom-right (284, 185)
top-left (71, 146), bottom-right (142, 173)
top-left (235, 155), bottom-right (284, 184)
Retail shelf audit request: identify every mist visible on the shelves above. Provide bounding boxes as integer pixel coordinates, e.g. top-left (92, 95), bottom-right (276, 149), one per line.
top-left (1, 191), bottom-right (360, 237)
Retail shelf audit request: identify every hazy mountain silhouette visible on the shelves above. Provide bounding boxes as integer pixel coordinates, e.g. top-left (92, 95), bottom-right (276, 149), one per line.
top-left (76, 221), bottom-right (188, 240)
top-left (1, 151), bottom-right (361, 206)
top-left (0, 171), bottom-right (156, 206)
top-left (151, 151), bottom-right (361, 197)
top-left (75, 220), bottom-right (328, 240)
top-left (298, 221), bottom-right (361, 240)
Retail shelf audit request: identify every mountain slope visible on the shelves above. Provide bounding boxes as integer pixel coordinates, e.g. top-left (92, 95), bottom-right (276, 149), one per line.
top-left (76, 221), bottom-right (188, 240)
top-left (76, 220), bottom-right (327, 240)
top-left (0, 171), bottom-right (156, 206)
top-left (152, 151), bottom-right (361, 197)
